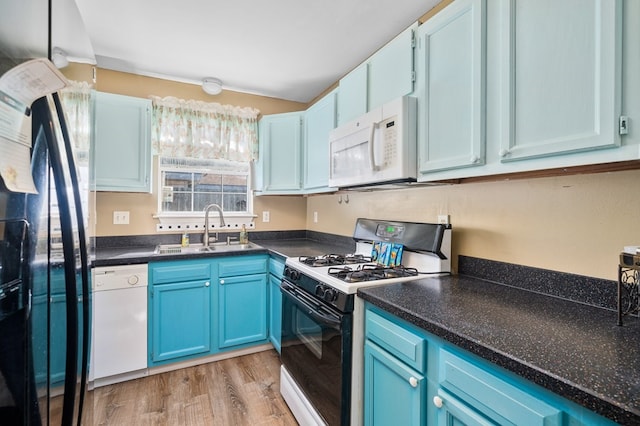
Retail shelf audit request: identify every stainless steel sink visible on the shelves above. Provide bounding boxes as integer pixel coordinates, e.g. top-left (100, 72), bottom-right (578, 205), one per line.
top-left (154, 242), bottom-right (261, 255)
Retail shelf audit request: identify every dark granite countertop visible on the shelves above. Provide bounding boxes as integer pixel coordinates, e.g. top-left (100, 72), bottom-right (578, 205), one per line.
top-left (93, 235), bottom-right (355, 267)
top-left (93, 244), bottom-right (269, 267)
top-left (358, 275), bottom-right (640, 425)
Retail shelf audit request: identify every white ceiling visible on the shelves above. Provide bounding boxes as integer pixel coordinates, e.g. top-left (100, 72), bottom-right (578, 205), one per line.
top-left (69, 0), bottom-right (441, 103)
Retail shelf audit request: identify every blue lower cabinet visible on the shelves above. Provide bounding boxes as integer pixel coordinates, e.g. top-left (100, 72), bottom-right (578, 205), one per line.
top-left (31, 293), bottom-right (66, 386)
top-left (150, 279), bottom-right (211, 364)
top-left (268, 274), bottom-right (282, 353)
top-left (148, 255), bottom-right (270, 366)
top-left (364, 340), bottom-right (426, 426)
top-left (218, 273), bottom-right (268, 349)
top-left (49, 293), bottom-right (68, 385)
top-left (364, 304), bottom-right (619, 426)
top-left (434, 389), bottom-right (495, 426)
top-left (268, 256), bottom-right (285, 353)
top-left (437, 348), bottom-right (562, 425)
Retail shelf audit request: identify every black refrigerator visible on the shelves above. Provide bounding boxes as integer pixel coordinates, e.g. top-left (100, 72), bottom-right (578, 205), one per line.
top-left (0, 1), bottom-right (92, 425)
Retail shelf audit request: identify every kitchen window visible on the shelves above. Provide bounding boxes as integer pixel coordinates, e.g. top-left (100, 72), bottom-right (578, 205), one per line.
top-left (159, 157), bottom-right (250, 214)
top-left (151, 96), bottom-right (259, 229)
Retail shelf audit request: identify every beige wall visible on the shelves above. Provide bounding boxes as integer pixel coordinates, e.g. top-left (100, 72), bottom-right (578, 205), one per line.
top-left (306, 170), bottom-right (639, 282)
top-left (93, 68), bottom-right (307, 115)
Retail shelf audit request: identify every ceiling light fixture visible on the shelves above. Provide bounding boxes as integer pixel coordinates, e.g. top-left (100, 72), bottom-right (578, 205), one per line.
top-left (202, 77), bottom-right (223, 95)
top-left (51, 47), bottom-right (69, 69)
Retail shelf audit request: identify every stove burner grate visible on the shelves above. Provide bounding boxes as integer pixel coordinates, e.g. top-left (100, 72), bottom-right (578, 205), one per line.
top-left (327, 264), bottom-right (419, 283)
top-left (299, 253), bottom-right (373, 267)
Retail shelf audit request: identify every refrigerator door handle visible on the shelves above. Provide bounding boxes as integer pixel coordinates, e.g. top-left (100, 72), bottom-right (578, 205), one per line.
top-left (52, 92), bottom-right (92, 425)
top-left (33, 96), bottom-right (80, 426)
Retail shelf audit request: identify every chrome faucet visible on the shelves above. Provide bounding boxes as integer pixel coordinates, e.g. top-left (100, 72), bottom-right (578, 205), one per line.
top-left (203, 203), bottom-right (225, 247)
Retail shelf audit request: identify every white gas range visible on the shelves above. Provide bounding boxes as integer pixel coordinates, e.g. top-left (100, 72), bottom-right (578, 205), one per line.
top-left (284, 239), bottom-right (451, 295)
top-left (279, 219), bottom-right (452, 426)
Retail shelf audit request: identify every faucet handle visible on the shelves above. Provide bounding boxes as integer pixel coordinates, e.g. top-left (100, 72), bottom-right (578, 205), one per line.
top-left (204, 232), bottom-right (219, 244)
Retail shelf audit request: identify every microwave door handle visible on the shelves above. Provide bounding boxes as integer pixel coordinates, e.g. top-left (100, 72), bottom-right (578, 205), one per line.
top-left (368, 121), bottom-right (380, 172)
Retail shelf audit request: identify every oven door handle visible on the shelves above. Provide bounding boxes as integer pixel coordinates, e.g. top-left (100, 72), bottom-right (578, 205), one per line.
top-left (281, 282), bottom-right (343, 331)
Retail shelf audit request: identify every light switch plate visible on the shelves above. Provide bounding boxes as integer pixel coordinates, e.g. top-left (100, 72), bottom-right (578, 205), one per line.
top-left (262, 211), bottom-right (270, 222)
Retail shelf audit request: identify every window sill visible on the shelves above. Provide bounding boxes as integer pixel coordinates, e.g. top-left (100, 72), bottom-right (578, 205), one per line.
top-left (153, 212), bottom-right (256, 233)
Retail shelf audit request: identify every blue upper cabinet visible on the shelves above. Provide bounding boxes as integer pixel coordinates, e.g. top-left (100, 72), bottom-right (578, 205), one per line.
top-left (257, 111), bottom-right (304, 194)
top-left (368, 24), bottom-right (417, 112)
top-left (92, 92), bottom-right (152, 192)
top-left (416, 0), bottom-right (486, 177)
top-left (497, 0), bottom-right (622, 162)
top-left (338, 63), bottom-right (368, 126)
top-left (337, 23), bottom-right (417, 126)
top-left (304, 90), bottom-right (337, 192)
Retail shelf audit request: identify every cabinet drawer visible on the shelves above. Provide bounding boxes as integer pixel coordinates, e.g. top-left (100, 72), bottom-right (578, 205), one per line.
top-left (439, 349), bottom-right (562, 425)
top-left (150, 261), bottom-right (211, 285)
top-left (268, 256), bottom-right (285, 278)
top-left (366, 309), bottom-right (426, 373)
top-left (218, 256), bottom-right (267, 277)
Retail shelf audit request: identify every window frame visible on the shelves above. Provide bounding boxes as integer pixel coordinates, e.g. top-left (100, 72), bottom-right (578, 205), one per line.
top-left (154, 156), bottom-right (255, 231)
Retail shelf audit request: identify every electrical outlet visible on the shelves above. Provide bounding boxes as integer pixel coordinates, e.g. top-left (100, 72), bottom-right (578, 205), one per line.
top-left (437, 214), bottom-right (450, 225)
top-left (262, 211), bottom-right (270, 223)
top-left (113, 211), bottom-right (130, 225)
top-left (313, 211), bottom-right (318, 223)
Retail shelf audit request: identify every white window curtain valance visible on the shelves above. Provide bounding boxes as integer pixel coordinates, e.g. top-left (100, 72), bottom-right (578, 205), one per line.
top-left (150, 96), bottom-right (260, 163)
top-left (59, 80), bottom-right (93, 157)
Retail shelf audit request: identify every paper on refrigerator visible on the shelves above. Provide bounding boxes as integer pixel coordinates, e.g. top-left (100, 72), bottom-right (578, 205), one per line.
top-left (0, 58), bottom-right (68, 193)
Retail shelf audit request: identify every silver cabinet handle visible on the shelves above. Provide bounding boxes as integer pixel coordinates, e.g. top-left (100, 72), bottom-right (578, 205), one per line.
top-left (433, 395), bottom-right (443, 408)
top-left (219, 279), bottom-right (225, 285)
top-left (205, 281), bottom-right (210, 287)
top-left (409, 376), bottom-right (419, 388)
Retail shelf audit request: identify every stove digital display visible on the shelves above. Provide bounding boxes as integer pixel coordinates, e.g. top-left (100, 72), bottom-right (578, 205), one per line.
top-left (376, 224), bottom-right (404, 239)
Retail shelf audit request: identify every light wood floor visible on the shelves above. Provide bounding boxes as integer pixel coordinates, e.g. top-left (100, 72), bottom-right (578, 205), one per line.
top-left (92, 350), bottom-right (298, 426)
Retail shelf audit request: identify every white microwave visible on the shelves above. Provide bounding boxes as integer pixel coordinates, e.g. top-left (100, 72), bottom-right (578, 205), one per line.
top-left (328, 96), bottom-right (417, 189)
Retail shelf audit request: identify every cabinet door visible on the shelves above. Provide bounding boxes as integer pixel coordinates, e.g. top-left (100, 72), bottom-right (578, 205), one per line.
top-left (93, 92), bottom-right (151, 192)
top-left (304, 90), bottom-right (337, 191)
top-left (438, 349), bottom-right (562, 425)
top-left (258, 112), bottom-right (303, 193)
top-left (417, 0), bottom-right (486, 176)
top-left (434, 389), bottom-right (495, 426)
top-left (338, 63), bottom-right (368, 125)
top-left (498, 0), bottom-right (622, 162)
top-left (31, 293), bottom-right (67, 386)
top-left (338, 24), bottom-right (416, 126)
top-left (368, 24), bottom-right (416, 111)
top-left (150, 280), bottom-right (211, 363)
top-left (218, 273), bottom-right (268, 348)
top-left (364, 341), bottom-right (426, 426)
top-left (268, 274), bottom-right (282, 353)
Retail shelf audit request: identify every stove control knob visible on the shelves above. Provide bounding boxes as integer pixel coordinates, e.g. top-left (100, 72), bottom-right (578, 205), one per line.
top-left (284, 267), bottom-right (298, 280)
top-left (323, 288), bottom-right (336, 302)
top-left (315, 285), bottom-right (325, 297)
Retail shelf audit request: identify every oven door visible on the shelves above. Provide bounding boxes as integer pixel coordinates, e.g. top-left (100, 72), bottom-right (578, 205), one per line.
top-left (280, 280), bottom-right (352, 426)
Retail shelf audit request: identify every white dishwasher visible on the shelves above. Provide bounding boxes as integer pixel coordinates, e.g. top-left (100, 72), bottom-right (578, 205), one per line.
top-left (93, 264), bottom-right (148, 386)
